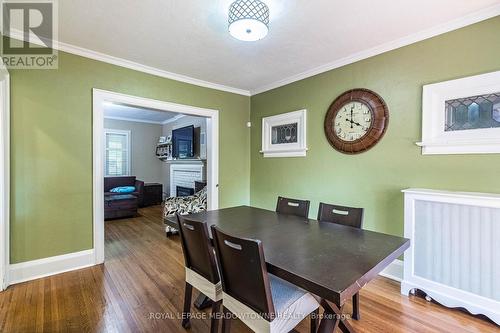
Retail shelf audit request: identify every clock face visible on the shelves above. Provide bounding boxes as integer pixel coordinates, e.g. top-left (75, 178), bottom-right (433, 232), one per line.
top-left (324, 89), bottom-right (389, 154)
top-left (333, 101), bottom-right (372, 142)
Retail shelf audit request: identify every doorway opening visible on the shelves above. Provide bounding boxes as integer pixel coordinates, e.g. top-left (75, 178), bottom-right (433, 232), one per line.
top-left (92, 89), bottom-right (219, 264)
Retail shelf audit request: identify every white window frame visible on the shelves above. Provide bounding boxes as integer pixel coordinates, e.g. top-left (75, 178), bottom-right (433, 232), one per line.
top-left (104, 129), bottom-right (131, 177)
top-left (260, 109), bottom-right (307, 157)
top-left (417, 70), bottom-right (500, 155)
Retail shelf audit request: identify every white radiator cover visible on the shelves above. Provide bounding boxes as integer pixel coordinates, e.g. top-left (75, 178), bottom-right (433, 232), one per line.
top-left (402, 189), bottom-right (500, 325)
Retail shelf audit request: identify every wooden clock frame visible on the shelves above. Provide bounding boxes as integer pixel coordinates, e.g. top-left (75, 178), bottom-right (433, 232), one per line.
top-left (324, 88), bottom-right (389, 154)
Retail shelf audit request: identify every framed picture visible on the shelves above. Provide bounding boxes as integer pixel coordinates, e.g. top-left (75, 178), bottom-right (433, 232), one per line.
top-left (260, 109), bottom-right (307, 157)
top-left (418, 70), bottom-right (500, 155)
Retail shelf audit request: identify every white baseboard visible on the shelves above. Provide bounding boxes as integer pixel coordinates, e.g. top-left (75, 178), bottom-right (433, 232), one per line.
top-left (6, 250), bottom-right (400, 287)
top-left (379, 259), bottom-right (403, 282)
top-left (8, 249), bottom-right (96, 285)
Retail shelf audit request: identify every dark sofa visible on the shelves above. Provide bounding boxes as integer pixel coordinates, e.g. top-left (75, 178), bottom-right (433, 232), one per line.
top-left (104, 176), bottom-right (144, 207)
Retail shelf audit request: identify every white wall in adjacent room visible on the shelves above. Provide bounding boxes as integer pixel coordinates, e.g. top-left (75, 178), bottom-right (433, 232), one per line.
top-left (162, 115), bottom-right (207, 159)
top-left (162, 115), bottom-right (208, 197)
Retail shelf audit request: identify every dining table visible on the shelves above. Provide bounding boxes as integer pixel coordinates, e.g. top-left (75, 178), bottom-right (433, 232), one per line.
top-left (166, 205), bottom-right (410, 333)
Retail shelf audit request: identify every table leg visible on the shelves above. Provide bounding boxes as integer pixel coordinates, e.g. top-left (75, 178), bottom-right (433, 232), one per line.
top-left (317, 299), bottom-right (356, 333)
top-left (311, 308), bottom-right (320, 333)
top-left (317, 313), bottom-right (339, 332)
top-left (352, 293), bottom-right (360, 320)
top-left (339, 320), bottom-right (353, 333)
top-left (193, 292), bottom-right (213, 310)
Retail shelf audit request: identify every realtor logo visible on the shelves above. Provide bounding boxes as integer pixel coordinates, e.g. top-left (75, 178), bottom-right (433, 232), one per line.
top-left (1, 0), bottom-right (58, 69)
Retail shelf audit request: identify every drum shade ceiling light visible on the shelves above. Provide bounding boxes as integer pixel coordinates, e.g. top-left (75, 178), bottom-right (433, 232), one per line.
top-left (228, 0), bottom-right (270, 42)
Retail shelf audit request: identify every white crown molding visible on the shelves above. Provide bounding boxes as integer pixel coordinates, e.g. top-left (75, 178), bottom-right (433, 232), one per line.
top-left (251, 4), bottom-right (500, 95)
top-left (104, 111), bottom-right (186, 125)
top-left (104, 115), bottom-right (167, 125)
top-left (162, 114), bottom-right (186, 125)
top-left (5, 29), bottom-right (251, 97)
top-left (5, 5), bottom-right (500, 97)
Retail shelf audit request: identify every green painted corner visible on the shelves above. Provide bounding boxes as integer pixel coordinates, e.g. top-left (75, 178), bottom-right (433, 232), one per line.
top-left (9, 49), bottom-right (250, 263)
top-left (249, 16), bottom-right (500, 237)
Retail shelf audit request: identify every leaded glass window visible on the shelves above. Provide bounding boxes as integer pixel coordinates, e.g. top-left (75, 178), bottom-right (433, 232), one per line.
top-left (271, 123), bottom-right (298, 144)
top-left (445, 92), bottom-right (500, 131)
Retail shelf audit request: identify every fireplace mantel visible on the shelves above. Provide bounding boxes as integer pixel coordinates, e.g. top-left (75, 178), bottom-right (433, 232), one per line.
top-left (165, 159), bottom-right (206, 165)
top-left (170, 163), bottom-right (205, 197)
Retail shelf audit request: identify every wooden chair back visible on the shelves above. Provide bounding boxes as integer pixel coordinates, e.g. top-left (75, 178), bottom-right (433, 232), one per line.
top-left (275, 196), bottom-right (310, 218)
top-left (317, 202), bottom-right (364, 228)
top-left (210, 225), bottom-right (275, 321)
top-left (177, 214), bottom-right (219, 284)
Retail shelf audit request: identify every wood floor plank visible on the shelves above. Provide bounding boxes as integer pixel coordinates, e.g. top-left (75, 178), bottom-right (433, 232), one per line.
top-left (0, 205), bottom-right (498, 332)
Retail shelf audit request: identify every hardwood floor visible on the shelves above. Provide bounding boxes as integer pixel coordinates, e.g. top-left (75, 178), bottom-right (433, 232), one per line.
top-left (0, 205), bottom-right (498, 333)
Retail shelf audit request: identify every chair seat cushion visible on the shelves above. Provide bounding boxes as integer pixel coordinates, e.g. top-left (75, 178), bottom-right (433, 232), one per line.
top-left (222, 274), bottom-right (319, 333)
top-left (185, 267), bottom-right (222, 302)
top-left (269, 275), bottom-right (310, 314)
top-left (269, 275), bottom-right (320, 333)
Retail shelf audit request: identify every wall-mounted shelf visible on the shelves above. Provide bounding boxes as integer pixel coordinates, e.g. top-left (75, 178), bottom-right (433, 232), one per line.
top-left (156, 142), bottom-right (172, 161)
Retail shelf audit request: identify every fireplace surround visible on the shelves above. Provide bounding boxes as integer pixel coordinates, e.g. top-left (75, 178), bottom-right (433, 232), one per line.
top-left (177, 186), bottom-right (195, 197)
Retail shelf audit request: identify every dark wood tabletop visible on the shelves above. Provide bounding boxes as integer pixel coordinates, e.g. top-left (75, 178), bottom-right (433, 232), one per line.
top-left (182, 205), bottom-right (410, 306)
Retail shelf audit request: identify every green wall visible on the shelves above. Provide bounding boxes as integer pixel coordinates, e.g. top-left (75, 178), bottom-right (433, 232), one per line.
top-left (9, 16), bottom-right (500, 263)
top-left (250, 17), bottom-right (500, 237)
top-left (10, 51), bottom-right (250, 263)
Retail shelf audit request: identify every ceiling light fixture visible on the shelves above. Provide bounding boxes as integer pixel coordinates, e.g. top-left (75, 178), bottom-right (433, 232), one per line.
top-left (228, 0), bottom-right (269, 42)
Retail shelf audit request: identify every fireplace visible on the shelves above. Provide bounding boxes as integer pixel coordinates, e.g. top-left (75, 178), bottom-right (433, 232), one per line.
top-left (170, 163), bottom-right (205, 198)
top-left (176, 186), bottom-right (194, 197)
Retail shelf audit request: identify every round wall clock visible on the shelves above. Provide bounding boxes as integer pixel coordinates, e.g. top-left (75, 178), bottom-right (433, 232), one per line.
top-left (324, 88), bottom-right (389, 154)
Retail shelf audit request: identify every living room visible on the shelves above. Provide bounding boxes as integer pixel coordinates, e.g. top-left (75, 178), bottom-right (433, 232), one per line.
top-left (102, 102), bottom-right (210, 230)
top-left (0, 1), bottom-right (500, 333)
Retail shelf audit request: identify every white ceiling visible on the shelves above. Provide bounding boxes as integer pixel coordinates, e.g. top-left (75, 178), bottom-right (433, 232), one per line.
top-left (58, 0), bottom-right (500, 94)
top-left (104, 103), bottom-right (183, 124)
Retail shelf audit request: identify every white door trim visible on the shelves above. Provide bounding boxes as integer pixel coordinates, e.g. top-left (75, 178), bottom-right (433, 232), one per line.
top-left (0, 66), bottom-right (10, 291)
top-left (92, 89), bottom-right (219, 264)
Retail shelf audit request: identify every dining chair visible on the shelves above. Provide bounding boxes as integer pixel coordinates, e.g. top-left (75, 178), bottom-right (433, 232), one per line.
top-left (317, 202), bottom-right (364, 320)
top-left (177, 214), bottom-right (222, 333)
top-left (275, 196), bottom-right (310, 218)
top-left (211, 225), bottom-right (320, 333)
top-left (317, 202), bottom-right (364, 228)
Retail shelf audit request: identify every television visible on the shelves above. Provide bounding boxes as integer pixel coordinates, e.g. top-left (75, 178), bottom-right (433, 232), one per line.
top-left (172, 125), bottom-right (194, 159)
